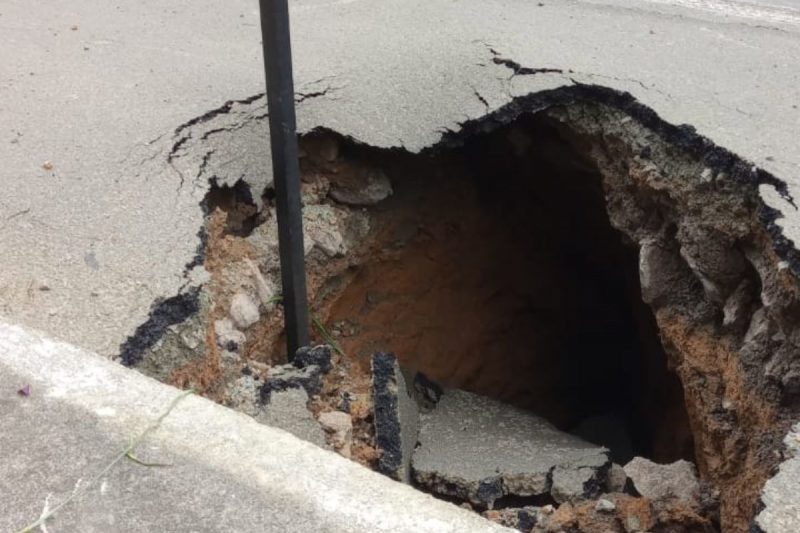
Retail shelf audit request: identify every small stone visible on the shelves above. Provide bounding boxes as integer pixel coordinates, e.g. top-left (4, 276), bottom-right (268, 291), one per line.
top-left (541, 504), bottom-right (555, 515)
top-left (607, 463), bottom-right (630, 493)
top-left (229, 291), bottom-right (260, 329)
top-left (595, 498), bottom-right (616, 513)
top-left (303, 204), bottom-right (347, 257)
top-left (318, 411), bottom-right (353, 458)
top-left (624, 457), bottom-right (700, 509)
top-left (42, 160), bottom-right (53, 170)
top-left (244, 258), bottom-right (276, 310)
top-left (214, 318), bottom-right (246, 352)
top-left (330, 168), bottom-right (392, 206)
top-left (624, 515), bottom-right (641, 532)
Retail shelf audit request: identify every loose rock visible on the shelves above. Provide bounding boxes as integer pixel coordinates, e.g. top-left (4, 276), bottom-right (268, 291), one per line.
top-left (624, 457), bottom-right (700, 509)
top-left (595, 498), bottom-right (616, 513)
top-left (229, 291), bottom-right (260, 329)
top-left (330, 168), bottom-right (392, 206)
top-left (256, 388), bottom-right (328, 448)
top-left (606, 462), bottom-right (630, 493)
top-left (318, 410), bottom-right (353, 458)
top-left (214, 318), bottom-right (246, 352)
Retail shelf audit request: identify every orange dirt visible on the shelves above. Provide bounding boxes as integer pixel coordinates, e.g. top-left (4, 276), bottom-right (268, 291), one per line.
top-left (656, 311), bottom-right (780, 533)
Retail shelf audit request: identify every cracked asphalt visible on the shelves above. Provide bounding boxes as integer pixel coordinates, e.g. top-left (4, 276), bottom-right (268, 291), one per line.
top-left (1, 0), bottom-right (799, 357)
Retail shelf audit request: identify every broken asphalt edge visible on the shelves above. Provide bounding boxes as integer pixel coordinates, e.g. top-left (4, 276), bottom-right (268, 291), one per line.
top-left (120, 78), bottom-right (800, 369)
top-left (0, 320), bottom-right (511, 533)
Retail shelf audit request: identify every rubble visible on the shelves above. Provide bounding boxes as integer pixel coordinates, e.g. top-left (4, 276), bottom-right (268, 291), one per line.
top-left (372, 352), bottom-right (419, 483)
top-left (229, 290), bottom-right (260, 329)
top-left (256, 388), bottom-right (328, 448)
top-left (294, 344), bottom-right (333, 374)
top-left (606, 463), bottom-right (630, 493)
top-left (411, 389), bottom-right (610, 508)
top-left (330, 168), bottom-right (393, 206)
top-left (214, 318), bottom-right (246, 352)
top-left (482, 507), bottom-right (540, 530)
top-left (624, 457), bottom-right (701, 509)
top-left (318, 410), bottom-right (353, 458)
top-left (258, 345), bottom-right (334, 405)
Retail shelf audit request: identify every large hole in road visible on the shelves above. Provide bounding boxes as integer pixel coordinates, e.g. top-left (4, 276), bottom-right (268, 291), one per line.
top-left (324, 116), bottom-right (694, 466)
top-left (129, 94), bottom-right (800, 533)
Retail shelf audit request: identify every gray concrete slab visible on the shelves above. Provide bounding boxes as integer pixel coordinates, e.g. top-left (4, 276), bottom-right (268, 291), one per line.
top-left (411, 389), bottom-right (610, 507)
top-left (0, 322), bottom-right (511, 533)
top-left (2, 0), bottom-right (800, 359)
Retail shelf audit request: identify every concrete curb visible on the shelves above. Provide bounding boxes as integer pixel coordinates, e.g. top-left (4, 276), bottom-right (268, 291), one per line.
top-left (0, 321), bottom-right (510, 532)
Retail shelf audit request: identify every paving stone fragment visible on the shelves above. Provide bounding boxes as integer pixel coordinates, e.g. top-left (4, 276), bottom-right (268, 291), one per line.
top-left (411, 389), bottom-right (610, 508)
top-left (372, 352), bottom-right (419, 483)
top-left (624, 457), bottom-right (700, 509)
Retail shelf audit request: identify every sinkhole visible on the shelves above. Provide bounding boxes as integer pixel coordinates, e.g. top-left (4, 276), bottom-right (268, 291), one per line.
top-left (323, 116), bottom-right (694, 466)
top-left (132, 95), bottom-right (800, 533)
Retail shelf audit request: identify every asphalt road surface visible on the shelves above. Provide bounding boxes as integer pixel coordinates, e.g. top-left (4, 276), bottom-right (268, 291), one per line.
top-left (1, 0), bottom-right (799, 355)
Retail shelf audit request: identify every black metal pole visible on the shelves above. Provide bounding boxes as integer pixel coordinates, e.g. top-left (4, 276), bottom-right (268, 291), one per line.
top-left (258, 0), bottom-right (310, 358)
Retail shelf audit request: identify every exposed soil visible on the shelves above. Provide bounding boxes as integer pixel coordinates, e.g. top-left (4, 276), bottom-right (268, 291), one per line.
top-left (128, 97), bottom-right (800, 533)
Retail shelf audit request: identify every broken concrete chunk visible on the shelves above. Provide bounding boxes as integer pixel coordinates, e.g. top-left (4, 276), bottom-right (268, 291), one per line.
top-left (624, 457), bottom-right (700, 509)
top-left (303, 204), bottom-right (347, 257)
top-left (256, 388), bottom-right (328, 448)
top-left (372, 352), bottom-right (419, 483)
top-left (411, 389), bottom-right (610, 508)
top-left (229, 291), bottom-right (260, 329)
top-left (551, 463), bottom-right (607, 503)
top-left (294, 344), bottom-right (333, 374)
top-left (330, 168), bottom-right (392, 206)
top-left (260, 364), bottom-right (324, 404)
top-left (244, 257), bottom-right (276, 310)
top-left (318, 410), bottom-right (353, 458)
